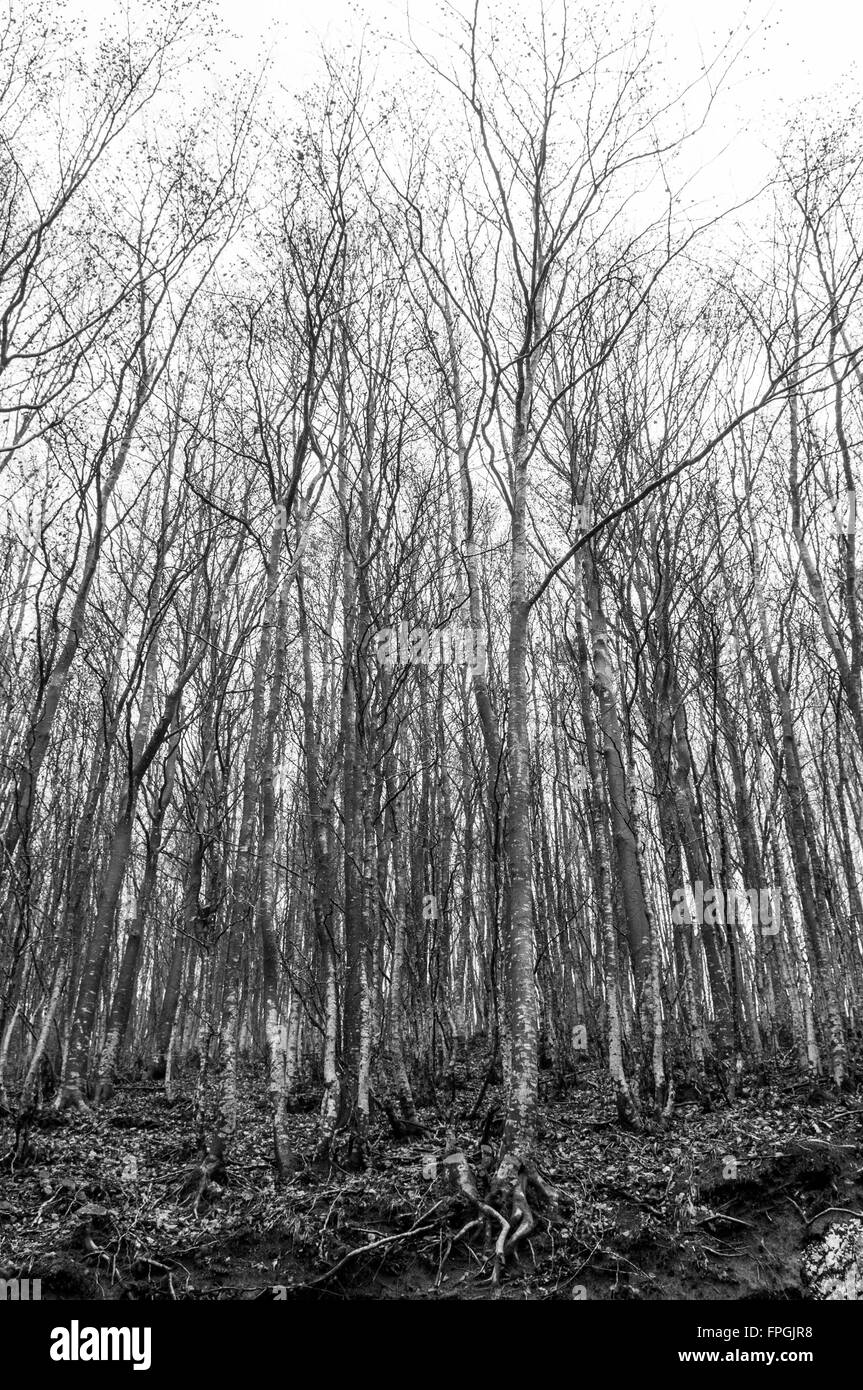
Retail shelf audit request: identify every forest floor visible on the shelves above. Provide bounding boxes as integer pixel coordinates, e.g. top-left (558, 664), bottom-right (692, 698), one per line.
top-left (3, 1050), bottom-right (863, 1301)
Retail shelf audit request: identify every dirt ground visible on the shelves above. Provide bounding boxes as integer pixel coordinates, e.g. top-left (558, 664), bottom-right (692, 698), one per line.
top-left (3, 1053), bottom-right (863, 1301)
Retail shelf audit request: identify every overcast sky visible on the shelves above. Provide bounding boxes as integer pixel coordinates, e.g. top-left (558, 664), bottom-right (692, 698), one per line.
top-left (207, 0), bottom-right (860, 106)
top-left (54, 0), bottom-right (863, 239)
top-left (202, 0), bottom-right (861, 209)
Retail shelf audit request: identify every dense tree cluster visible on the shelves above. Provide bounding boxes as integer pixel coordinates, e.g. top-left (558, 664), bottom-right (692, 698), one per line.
top-left (2, 0), bottom-right (862, 1258)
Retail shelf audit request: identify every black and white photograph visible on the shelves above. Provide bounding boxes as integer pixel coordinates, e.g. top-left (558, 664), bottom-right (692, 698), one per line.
top-left (0, 0), bottom-right (862, 1365)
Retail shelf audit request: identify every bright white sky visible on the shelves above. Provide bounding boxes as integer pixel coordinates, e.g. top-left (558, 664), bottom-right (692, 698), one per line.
top-left (213, 0), bottom-right (859, 89)
top-left (66, 0), bottom-right (863, 221)
top-left (208, 0), bottom-right (861, 212)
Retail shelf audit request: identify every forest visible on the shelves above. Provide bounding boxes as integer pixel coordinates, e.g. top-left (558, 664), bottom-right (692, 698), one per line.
top-left (1, 0), bottom-right (863, 1304)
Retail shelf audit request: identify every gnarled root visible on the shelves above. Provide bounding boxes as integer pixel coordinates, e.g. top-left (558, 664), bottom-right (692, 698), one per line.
top-left (175, 1134), bottom-right (227, 1213)
top-left (436, 1135), bottom-right (566, 1288)
top-left (441, 1144), bottom-right (511, 1284)
top-left (489, 1152), bottom-right (564, 1275)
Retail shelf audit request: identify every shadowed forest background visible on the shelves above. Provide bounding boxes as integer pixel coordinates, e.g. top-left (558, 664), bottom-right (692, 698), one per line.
top-left (2, 0), bottom-right (863, 1300)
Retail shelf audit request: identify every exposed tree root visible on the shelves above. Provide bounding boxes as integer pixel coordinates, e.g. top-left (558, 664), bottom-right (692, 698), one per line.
top-left (381, 1098), bottom-right (428, 1141)
top-left (490, 1153), bottom-right (562, 1265)
top-left (56, 1085), bottom-right (90, 1114)
top-left (174, 1135), bottom-right (228, 1214)
top-left (438, 1136), bottom-right (564, 1286)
